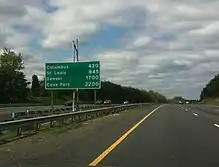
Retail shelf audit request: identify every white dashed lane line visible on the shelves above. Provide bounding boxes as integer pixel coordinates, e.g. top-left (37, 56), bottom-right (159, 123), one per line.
top-left (193, 113), bottom-right (198, 116)
top-left (186, 108), bottom-right (219, 128)
top-left (214, 124), bottom-right (219, 128)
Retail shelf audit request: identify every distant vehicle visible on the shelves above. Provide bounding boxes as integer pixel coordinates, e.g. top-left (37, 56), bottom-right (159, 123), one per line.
top-left (179, 101), bottom-right (183, 104)
top-left (104, 100), bottom-right (111, 105)
top-left (123, 101), bottom-right (129, 104)
top-left (95, 100), bottom-right (103, 105)
top-left (64, 100), bottom-right (72, 106)
top-left (186, 101), bottom-right (190, 104)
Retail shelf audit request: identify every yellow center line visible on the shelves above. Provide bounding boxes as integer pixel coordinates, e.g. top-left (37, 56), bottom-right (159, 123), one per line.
top-left (89, 105), bottom-right (164, 166)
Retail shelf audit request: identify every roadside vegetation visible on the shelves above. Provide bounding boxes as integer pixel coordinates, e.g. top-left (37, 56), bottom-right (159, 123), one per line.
top-left (0, 48), bottom-right (167, 105)
top-left (200, 74), bottom-right (219, 105)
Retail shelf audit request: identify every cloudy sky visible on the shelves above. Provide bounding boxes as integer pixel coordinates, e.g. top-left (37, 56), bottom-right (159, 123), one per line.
top-left (1, 0), bottom-right (219, 99)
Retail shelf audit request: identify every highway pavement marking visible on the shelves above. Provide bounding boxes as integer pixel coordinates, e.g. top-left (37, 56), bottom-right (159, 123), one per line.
top-left (214, 124), bottom-right (219, 128)
top-left (88, 105), bottom-right (164, 166)
top-left (193, 113), bottom-right (198, 116)
top-left (185, 108), bottom-right (188, 111)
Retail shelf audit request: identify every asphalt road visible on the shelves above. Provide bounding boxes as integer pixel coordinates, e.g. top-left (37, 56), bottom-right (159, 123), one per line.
top-left (0, 104), bottom-right (219, 167)
top-left (96, 104), bottom-right (219, 167)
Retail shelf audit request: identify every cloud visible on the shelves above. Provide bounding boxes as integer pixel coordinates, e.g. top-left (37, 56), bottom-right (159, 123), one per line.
top-left (1, 0), bottom-right (219, 99)
top-left (132, 36), bottom-right (152, 48)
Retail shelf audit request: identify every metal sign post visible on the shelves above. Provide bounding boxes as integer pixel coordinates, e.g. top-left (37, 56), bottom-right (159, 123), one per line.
top-left (72, 41), bottom-right (76, 112)
top-left (75, 39), bottom-right (79, 110)
top-left (72, 91), bottom-right (75, 112)
top-left (51, 91), bottom-right (54, 112)
top-left (94, 90), bottom-right (96, 104)
top-left (50, 90), bottom-right (54, 127)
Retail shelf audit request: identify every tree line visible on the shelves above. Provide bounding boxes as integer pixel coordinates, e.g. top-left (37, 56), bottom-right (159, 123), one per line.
top-left (0, 48), bottom-right (167, 104)
top-left (200, 74), bottom-right (219, 100)
top-left (37, 79), bottom-right (167, 104)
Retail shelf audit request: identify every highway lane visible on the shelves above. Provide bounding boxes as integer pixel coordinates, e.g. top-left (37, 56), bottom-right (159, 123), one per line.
top-left (0, 104), bottom-right (114, 113)
top-left (182, 104), bottom-right (219, 128)
top-left (0, 105), bottom-right (64, 122)
top-left (0, 104), bottom-right (119, 122)
top-left (91, 104), bottom-right (219, 167)
top-left (1, 104), bottom-right (219, 167)
top-left (0, 105), bottom-right (63, 113)
top-left (0, 105), bottom-right (66, 122)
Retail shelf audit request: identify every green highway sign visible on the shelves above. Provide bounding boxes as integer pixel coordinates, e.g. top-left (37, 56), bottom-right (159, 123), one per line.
top-left (45, 61), bottom-right (100, 90)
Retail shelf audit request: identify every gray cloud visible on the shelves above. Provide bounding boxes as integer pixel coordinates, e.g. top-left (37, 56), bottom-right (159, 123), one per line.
top-left (153, 60), bottom-right (194, 74)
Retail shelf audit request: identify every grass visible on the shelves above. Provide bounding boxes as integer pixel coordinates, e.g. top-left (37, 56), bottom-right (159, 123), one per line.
top-left (37, 119), bottom-right (83, 135)
top-left (51, 124), bottom-right (81, 135)
top-left (200, 98), bottom-right (219, 105)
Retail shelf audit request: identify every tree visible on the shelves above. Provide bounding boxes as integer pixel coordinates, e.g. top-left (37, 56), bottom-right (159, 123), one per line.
top-left (31, 74), bottom-right (40, 97)
top-left (200, 74), bottom-right (219, 100)
top-left (0, 48), bottom-right (29, 103)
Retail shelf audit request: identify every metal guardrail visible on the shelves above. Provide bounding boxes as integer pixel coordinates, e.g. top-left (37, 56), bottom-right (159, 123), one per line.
top-left (0, 103), bottom-right (145, 137)
top-left (0, 104), bottom-right (116, 122)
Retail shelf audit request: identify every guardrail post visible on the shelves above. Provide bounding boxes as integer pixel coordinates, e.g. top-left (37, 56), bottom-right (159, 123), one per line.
top-left (140, 103), bottom-right (143, 108)
top-left (36, 124), bottom-right (40, 131)
top-left (50, 121), bottom-right (53, 127)
top-left (112, 106), bottom-right (116, 114)
top-left (62, 119), bottom-right (65, 125)
top-left (16, 127), bottom-right (22, 136)
top-left (78, 115), bottom-right (81, 122)
top-left (85, 114), bottom-right (89, 120)
top-left (91, 113), bottom-right (95, 119)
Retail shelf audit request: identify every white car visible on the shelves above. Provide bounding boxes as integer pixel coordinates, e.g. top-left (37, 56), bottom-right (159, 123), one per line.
top-left (123, 101), bottom-right (129, 104)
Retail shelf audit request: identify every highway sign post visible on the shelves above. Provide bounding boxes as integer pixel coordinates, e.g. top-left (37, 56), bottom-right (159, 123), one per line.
top-left (45, 61), bottom-right (101, 90)
top-left (72, 40), bottom-right (78, 112)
